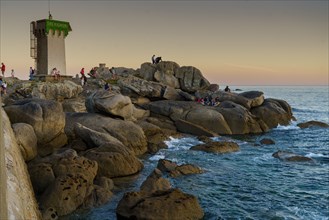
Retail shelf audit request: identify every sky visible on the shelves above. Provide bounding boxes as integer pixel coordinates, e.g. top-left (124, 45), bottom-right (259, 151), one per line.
top-left (0, 0), bottom-right (328, 85)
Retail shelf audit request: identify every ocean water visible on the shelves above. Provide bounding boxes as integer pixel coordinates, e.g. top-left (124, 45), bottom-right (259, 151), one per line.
top-left (65, 86), bottom-right (329, 220)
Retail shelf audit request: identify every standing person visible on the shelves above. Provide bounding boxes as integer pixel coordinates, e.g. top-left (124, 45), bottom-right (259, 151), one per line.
top-left (152, 55), bottom-right (155, 64)
top-left (11, 69), bottom-right (15, 78)
top-left (80, 68), bottom-right (87, 86)
top-left (1, 63), bottom-right (5, 76)
top-left (29, 67), bottom-right (34, 80)
top-left (224, 86), bottom-right (231, 92)
top-left (1, 81), bottom-right (7, 95)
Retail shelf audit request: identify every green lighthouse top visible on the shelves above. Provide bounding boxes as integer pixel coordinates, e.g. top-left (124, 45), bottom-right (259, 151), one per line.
top-left (45, 19), bottom-right (72, 36)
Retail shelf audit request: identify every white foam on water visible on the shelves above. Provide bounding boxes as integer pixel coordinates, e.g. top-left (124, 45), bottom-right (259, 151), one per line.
top-left (148, 153), bottom-right (165, 161)
top-left (274, 121), bottom-right (300, 130)
top-left (252, 153), bottom-right (274, 163)
top-left (305, 152), bottom-right (327, 158)
top-left (164, 136), bottom-right (202, 151)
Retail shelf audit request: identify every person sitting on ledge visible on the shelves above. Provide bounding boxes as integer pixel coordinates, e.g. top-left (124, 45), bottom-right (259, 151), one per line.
top-left (155, 56), bottom-right (162, 64)
top-left (51, 68), bottom-right (60, 80)
top-left (224, 86), bottom-right (231, 92)
top-left (104, 82), bottom-right (111, 91)
top-left (88, 67), bottom-right (98, 78)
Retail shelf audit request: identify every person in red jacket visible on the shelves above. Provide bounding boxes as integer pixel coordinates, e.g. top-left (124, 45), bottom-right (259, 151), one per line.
top-left (1, 63), bottom-right (5, 76)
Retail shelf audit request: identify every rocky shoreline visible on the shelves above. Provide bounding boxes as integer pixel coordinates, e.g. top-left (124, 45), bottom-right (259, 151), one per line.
top-left (2, 61), bottom-right (326, 219)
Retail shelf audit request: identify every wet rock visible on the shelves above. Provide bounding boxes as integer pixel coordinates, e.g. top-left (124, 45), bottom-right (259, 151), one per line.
top-left (272, 150), bottom-right (313, 162)
top-left (157, 159), bottom-right (203, 178)
top-left (140, 169), bottom-right (171, 193)
top-left (191, 141), bottom-right (240, 154)
top-left (170, 164), bottom-right (203, 178)
top-left (116, 188), bottom-right (204, 220)
top-left (260, 138), bottom-right (275, 145)
top-left (297, 121), bottom-right (329, 129)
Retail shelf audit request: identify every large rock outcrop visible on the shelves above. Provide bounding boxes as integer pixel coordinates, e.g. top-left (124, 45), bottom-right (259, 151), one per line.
top-left (175, 66), bottom-right (210, 93)
top-left (147, 100), bottom-right (272, 135)
top-left (12, 123), bottom-right (38, 161)
top-left (251, 98), bottom-right (294, 128)
top-left (28, 149), bottom-right (112, 217)
top-left (86, 90), bottom-right (149, 120)
top-left (65, 113), bottom-right (148, 155)
top-left (4, 98), bottom-right (67, 156)
top-left (2, 108), bottom-right (41, 220)
top-left (118, 75), bottom-right (165, 99)
top-left (116, 168), bottom-right (204, 220)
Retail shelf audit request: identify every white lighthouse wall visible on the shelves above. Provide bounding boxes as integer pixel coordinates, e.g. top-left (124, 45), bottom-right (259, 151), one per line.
top-left (47, 29), bottom-right (67, 75)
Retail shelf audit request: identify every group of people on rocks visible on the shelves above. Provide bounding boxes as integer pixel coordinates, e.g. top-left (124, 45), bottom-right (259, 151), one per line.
top-left (196, 86), bottom-right (231, 106)
top-left (197, 96), bottom-right (220, 106)
top-left (152, 55), bottom-right (162, 64)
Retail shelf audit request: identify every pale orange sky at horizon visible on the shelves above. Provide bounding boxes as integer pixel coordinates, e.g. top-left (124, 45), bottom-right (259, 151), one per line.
top-left (0, 0), bottom-right (328, 85)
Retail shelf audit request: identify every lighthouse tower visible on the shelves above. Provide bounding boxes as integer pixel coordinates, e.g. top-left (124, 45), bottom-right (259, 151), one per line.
top-left (30, 15), bottom-right (72, 78)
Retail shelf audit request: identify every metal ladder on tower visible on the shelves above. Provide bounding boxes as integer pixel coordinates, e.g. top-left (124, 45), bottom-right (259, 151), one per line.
top-left (30, 22), bottom-right (37, 60)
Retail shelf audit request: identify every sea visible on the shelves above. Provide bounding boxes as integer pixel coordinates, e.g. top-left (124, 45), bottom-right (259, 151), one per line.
top-left (64, 86), bottom-right (329, 220)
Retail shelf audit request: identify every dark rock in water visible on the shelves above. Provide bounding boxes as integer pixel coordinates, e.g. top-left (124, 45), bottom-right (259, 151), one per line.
top-left (235, 89), bottom-right (243, 91)
top-left (170, 164), bottom-right (203, 178)
top-left (260, 138), bottom-right (275, 145)
top-left (197, 135), bottom-right (213, 144)
top-left (191, 141), bottom-right (240, 154)
top-left (272, 150), bottom-right (313, 162)
top-left (116, 188), bottom-right (204, 220)
top-left (140, 169), bottom-right (171, 193)
top-left (297, 121), bottom-right (329, 129)
top-left (157, 159), bottom-right (203, 178)
top-left (157, 159), bottom-right (178, 173)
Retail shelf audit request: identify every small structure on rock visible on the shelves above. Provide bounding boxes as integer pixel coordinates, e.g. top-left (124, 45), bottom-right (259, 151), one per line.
top-left (30, 14), bottom-right (72, 81)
